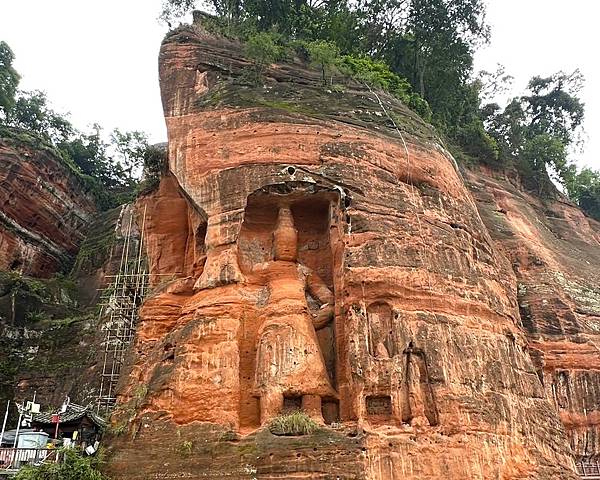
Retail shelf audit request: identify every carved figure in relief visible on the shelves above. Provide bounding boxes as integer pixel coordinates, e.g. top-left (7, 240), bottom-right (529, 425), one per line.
top-left (403, 342), bottom-right (438, 427)
top-left (251, 205), bottom-right (336, 424)
top-left (367, 302), bottom-right (395, 358)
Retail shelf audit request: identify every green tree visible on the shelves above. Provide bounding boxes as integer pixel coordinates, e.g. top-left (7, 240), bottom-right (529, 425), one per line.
top-left (138, 144), bottom-right (168, 194)
top-left (110, 128), bottom-right (148, 184)
top-left (160, 0), bottom-right (196, 24)
top-left (0, 41), bottom-right (20, 117)
top-left (578, 183), bottom-right (600, 222)
top-left (244, 32), bottom-right (281, 83)
top-left (307, 40), bottom-right (339, 85)
top-left (160, 0), bottom-right (488, 131)
top-left (7, 90), bottom-right (74, 144)
top-left (476, 64), bottom-right (514, 105)
top-left (522, 70), bottom-right (584, 146)
top-left (58, 126), bottom-right (120, 187)
top-left (0, 41), bottom-right (151, 210)
top-left (520, 133), bottom-right (568, 195)
top-left (567, 167), bottom-right (599, 200)
top-left (565, 167), bottom-right (600, 221)
top-left (60, 126), bottom-right (148, 191)
top-left (483, 70), bottom-right (585, 193)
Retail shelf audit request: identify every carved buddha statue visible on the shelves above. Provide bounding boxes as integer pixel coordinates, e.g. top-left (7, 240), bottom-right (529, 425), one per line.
top-left (251, 205), bottom-right (337, 423)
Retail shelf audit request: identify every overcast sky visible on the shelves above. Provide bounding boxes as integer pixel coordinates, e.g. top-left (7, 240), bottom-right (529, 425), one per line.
top-left (1, 0), bottom-right (598, 170)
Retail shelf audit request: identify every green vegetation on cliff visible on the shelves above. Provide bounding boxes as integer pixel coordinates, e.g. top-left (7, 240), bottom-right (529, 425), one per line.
top-left (0, 40), bottom-right (152, 211)
top-left (269, 411), bottom-right (320, 436)
top-left (161, 1), bottom-right (600, 219)
top-left (15, 449), bottom-right (106, 480)
top-left (0, 270), bottom-right (99, 415)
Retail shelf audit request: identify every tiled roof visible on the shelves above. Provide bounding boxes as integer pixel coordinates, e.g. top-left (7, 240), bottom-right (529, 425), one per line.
top-left (30, 403), bottom-right (107, 428)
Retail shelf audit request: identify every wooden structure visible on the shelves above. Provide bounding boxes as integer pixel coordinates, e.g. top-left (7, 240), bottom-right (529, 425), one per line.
top-left (30, 403), bottom-right (105, 448)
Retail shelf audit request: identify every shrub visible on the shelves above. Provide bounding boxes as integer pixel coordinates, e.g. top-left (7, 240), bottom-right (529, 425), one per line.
top-left (175, 440), bottom-right (193, 457)
top-left (340, 55), bottom-right (432, 120)
top-left (137, 144), bottom-right (167, 195)
top-left (244, 32), bottom-right (282, 84)
top-left (306, 40), bottom-right (340, 85)
top-left (269, 411), bottom-right (319, 436)
top-left (15, 449), bottom-right (105, 480)
top-left (452, 120), bottom-right (500, 166)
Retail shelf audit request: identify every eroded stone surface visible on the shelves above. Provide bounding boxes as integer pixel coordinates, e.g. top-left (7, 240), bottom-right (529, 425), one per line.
top-left (0, 132), bottom-right (96, 277)
top-left (106, 20), bottom-right (585, 480)
top-left (467, 167), bottom-right (600, 461)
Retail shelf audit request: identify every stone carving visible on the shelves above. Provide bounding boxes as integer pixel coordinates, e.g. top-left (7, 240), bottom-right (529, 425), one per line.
top-left (105, 19), bottom-right (584, 479)
top-left (366, 395), bottom-right (393, 418)
top-left (367, 302), bottom-right (395, 358)
top-left (251, 204), bottom-right (336, 423)
top-left (403, 342), bottom-right (438, 427)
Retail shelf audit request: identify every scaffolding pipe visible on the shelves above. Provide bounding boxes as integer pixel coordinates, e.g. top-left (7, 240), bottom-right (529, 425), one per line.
top-left (96, 207), bottom-right (149, 414)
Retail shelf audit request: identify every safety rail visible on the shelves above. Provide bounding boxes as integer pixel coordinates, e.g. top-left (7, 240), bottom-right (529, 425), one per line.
top-left (577, 458), bottom-right (600, 479)
top-left (0, 448), bottom-right (60, 473)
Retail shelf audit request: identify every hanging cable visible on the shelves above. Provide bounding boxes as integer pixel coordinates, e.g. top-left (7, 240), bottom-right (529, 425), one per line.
top-left (362, 83), bottom-right (437, 311)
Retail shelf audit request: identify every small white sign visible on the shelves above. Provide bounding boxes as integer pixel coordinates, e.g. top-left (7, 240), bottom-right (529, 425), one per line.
top-left (25, 401), bottom-right (40, 413)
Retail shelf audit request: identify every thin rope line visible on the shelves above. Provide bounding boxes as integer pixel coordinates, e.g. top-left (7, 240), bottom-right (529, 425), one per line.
top-left (363, 83), bottom-right (436, 312)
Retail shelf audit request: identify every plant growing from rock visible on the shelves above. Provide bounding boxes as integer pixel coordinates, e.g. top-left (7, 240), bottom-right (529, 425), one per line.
top-left (176, 440), bottom-right (194, 457)
top-left (15, 448), bottom-right (106, 480)
top-left (269, 411), bottom-right (319, 436)
top-left (306, 40), bottom-right (339, 86)
top-left (244, 32), bottom-right (281, 85)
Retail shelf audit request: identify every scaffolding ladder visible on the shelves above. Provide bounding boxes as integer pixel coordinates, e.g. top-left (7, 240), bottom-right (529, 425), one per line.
top-left (96, 206), bottom-right (148, 414)
top-left (577, 458), bottom-right (600, 479)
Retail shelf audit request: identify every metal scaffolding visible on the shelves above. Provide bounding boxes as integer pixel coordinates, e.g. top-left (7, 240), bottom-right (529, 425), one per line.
top-left (96, 206), bottom-right (148, 414)
top-left (577, 458), bottom-right (600, 479)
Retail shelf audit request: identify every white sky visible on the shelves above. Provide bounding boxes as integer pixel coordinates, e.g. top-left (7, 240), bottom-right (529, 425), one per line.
top-left (0, 0), bottom-right (598, 170)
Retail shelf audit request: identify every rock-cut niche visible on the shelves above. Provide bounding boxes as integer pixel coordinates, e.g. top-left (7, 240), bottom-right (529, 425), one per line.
top-left (367, 301), bottom-right (396, 358)
top-left (402, 342), bottom-right (439, 427)
top-left (237, 186), bottom-right (340, 428)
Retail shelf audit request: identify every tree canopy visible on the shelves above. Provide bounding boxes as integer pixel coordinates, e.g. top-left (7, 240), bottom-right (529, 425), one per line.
top-left (0, 41), bottom-right (20, 116)
top-left (0, 40), bottom-right (152, 210)
top-left (483, 70), bottom-right (586, 195)
top-left (4, 1), bottom-right (600, 220)
top-left (159, 0), bottom-right (599, 219)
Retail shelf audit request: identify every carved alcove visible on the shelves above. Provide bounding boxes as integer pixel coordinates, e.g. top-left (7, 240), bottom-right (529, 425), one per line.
top-left (367, 301), bottom-right (396, 359)
top-left (401, 343), bottom-right (439, 427)
top-left (366, 395), bottom-right (393, 422)
top-left (236, 183), bottom-right (341, 428)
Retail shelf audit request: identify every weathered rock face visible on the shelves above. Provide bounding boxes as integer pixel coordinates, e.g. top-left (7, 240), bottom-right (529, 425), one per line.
top-left (0, 204), bottom-right (137, 420)
top-left (0, 130), bottom-right (96, 277)
top-left (0, 130), bottom-right (101, 415)
top-left (106, 19), bottom-right (589, 480)
top-left (467, 168), bottom-right (600, 461)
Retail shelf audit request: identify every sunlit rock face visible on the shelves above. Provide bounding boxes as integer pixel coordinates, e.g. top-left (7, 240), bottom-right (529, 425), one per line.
top-left (106, 17), bottom-right (581, 480)
top-left (0, 134), bottom-right (96, 277)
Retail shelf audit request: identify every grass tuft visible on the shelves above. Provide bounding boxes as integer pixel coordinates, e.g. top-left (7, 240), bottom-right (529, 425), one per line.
top-left (269, 410), bottom-right (319, 436)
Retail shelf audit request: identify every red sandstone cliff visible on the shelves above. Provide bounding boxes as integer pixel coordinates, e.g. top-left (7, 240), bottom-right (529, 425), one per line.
top-left (101, 18), bottom-right (600, 480)
top-left (0, 129), bottom-right (97, 277)
top-left (468, 168), bottom-right (600, 461)
top-left (0, 130), bottom-right (139, 421)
